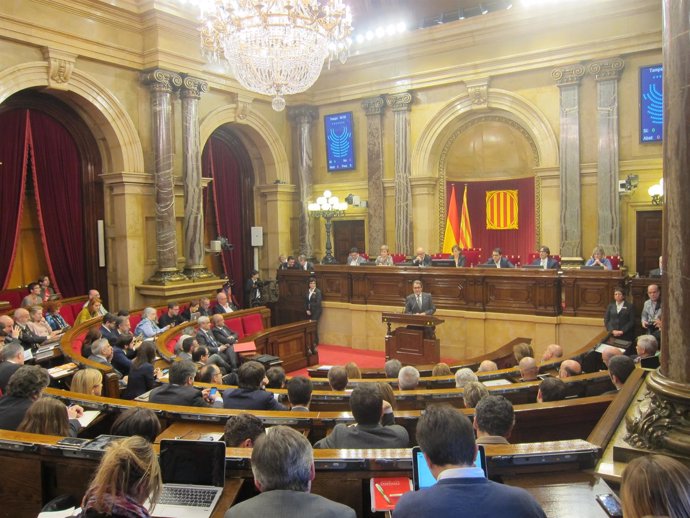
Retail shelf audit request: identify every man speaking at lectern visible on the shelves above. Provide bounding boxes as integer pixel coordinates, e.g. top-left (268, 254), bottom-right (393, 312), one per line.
top-left (404, 280), bottom-right (436, 315)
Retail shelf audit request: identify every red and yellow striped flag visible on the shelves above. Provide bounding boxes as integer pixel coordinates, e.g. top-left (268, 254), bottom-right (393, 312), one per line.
top-left (442, 185), bottom-right (461, 253)
top-left (486, 190), bottom-right (518, 230)
top-left (458, 185), bottom-right (473, 249)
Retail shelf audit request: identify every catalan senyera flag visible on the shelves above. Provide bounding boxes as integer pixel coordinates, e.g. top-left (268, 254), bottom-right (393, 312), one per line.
top-left (442, 185), bottom-right (461, 253)
top-left (458, 185), bottom-right (473, 249)
top-left (486, 190), bottom-right (518, 230)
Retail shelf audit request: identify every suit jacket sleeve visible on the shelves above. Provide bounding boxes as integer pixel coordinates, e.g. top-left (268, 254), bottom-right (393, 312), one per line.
top-left (620, 303), bottom-right (635, 334)
top-left (403, 295), bottom-right (415, 314)
top-left (424, 293), bottom-right (436, 315)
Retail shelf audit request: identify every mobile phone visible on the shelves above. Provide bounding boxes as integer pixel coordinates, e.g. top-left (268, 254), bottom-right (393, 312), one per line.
top-left (209, 387), bottom-right (217, 397)
top-left (596, 493), bottom-right (623, 518)
top-left (56, 437), bottom-right (91, 448)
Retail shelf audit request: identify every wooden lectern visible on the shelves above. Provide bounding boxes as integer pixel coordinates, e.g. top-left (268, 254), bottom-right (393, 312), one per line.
top-left (382, 312), bottom-right (444, 364)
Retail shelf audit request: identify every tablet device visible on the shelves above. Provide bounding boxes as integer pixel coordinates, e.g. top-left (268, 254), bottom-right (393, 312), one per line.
top-left (412, 444), bottom-right (487, 490)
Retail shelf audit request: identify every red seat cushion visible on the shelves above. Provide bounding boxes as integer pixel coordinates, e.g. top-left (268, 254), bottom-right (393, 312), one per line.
top-left (129, 313), bottom-right (142, 330)
top-left (242, 313), bottom-right (264, 336)
top-left (66, 302), bottom-right (86, 325)
top-left (225, 317), bottom-right (245, 339)
top-left (166, 338), bottom-right (177, 353)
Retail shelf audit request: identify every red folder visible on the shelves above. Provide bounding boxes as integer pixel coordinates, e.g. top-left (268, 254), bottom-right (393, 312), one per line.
top-left (234, 341), bottom-right (257, 353)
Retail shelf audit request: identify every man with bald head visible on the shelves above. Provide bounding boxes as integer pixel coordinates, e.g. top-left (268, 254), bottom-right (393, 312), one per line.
top-left (601, 346), bottom-right (623, 367)
top-left (477, 360), bottom-right (498, 372)
top-left (518, 357), bottom-right (539, 382)
top-left (13, 308), bottom-right (47, 350)
top-left (559, 359), bottom-right (582, 378)
top-left (213, 291), bottom-right (237, 314)
top-left (83, 289), bottom-right (108, 315)
top-left (541, 344), bottom-right (563, 363)
top-left (0, 315), bottom-right (20, 346)
top-left (412, 247), bottom-right (432, 267)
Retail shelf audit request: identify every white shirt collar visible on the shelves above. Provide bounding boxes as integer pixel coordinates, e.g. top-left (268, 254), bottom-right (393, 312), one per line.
top-left (437, 466), bottom-right (485, 481)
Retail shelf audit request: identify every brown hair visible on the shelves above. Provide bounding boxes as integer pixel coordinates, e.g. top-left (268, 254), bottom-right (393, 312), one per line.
top-left (378, 382), bottom-right (397, 411)
top-left (17, 397), bottom-right (70, 436)
top-left (513, 342), bottom-right (534, 363)
top-left (432, 362), bottom-right (452, 376)
top-left (345, 361), bottom-right (361, 380)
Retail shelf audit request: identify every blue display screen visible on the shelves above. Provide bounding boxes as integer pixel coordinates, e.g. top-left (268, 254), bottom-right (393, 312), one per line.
top-left (640, 65), bottom-right (663, 143)
top-left (325, 112), bottom-right (355, 171)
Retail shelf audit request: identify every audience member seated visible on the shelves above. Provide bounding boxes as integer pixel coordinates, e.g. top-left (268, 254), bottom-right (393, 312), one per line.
top-left (375, 244), bottom-right (394, 266)
top-left (604, 287), bottom-right (635, 342)
top-left (585, 245), bottom-right (612, 269)
top-left (111, 335), bottom-right (135, 376)
top-left (648, 255), bottom-right (663, 278)
top-left (99, 313), bottom-right (118, 346)
top-left (70, 368), bottom-right (103, 396)
top-left (195, 317), bottom-right (234, 373)
top-left (180, 300), bottom-right (200, 321)
top-left (486, 247), bottom-right (515, 268)
top-left (113, 315), bottom-right (133, 344)
top-left (328, 365), bottom-right (348, 391)
top-left (44, 301), bottom-right (69, 332)
top-left (412, 247), bottom-right (432, 267)
top-left (81, 328), bottom-right (102, 358)
top-left (198, 363), bottom-right (236, 387)
top-left (266, 366), bottom-right (286, 390)
top-left (462, 381), bottom-right (489, 409)
top-left (635, 334), bottom-right (659, 362)
top-left (226, 426), bottom-right (356, 518)
top-left (451, 244), bottom-right (466, 267)
top-left (394, 405), bottom-right (545, 518)
top-left (158, 302), bottom-right (184, 328)
top-left (601, 345), bottom-right (623, 367)
top-left (608, 355), bottom-right (636, 392)
top-left (559, 359), bottom-right (582, 378)
top-left (211, 314), bottom-right (240, 369)
top-left (82, 289), bottom-right (108, 316)
top-left (432, 362), bottom-right (452, 376)
top-left (37, 275), bottom-right (56, 302)
top-left (0, 315), bottom-right (20, 348)
top-left (384, 359), bottom-right (402, 378)
top-left (477, 360), bottom-right (498, 372)
top-left (518, 357), bottom-right (539, 382)
top-left (0, 343), bottom-right (24, 394)
top-left (123, 341), bottom-right (162, 400)
top-left (110, 407), bottom-right (161, 443)
top-left (513, 342), bottom-right (534, 363)
top-left (224, 413), bottom-right (266, 448)
top-left (17, 397), bottom-right (81, 437)
top-left (14, 308), bottom-right (48, 350)
top-left (620, 454), bottom-right (690, 518)
top-left (74, 298), bottom-right (103, 326)
top-left (0, 365), bottom-right (51, 430)
top-left (177, 336), bottom-right (197, 361)
top-left (287, 376), bottom-right (313, 411)
top-left (474, 395), bottom-right (515, 445)
top-left (77, 436), bottom-right (161, 518)
top-left (531, 245), bottom-right (559, 269)
top-left (198, 297), bottom-right (212, 317)
top-left (347, 247), bottom-right (367, 266)
top-left (314, 385), bottom-right (409, 449)
top-left (398, 365), bottom-right (421, 390)
top-left (212, 291), bottom-right (237, 314)
top-left (223, 361), bottom-right (287, 411)
top-left (537, 378), bottom-right (567, 403)
top-left (378, 382), bottom-right (397, 411)
top-left (541, 344), bottom-right (563, 363)
top-left (90, 339), bottom-right (122, 377)
top-left (27, 305), bottom-right (59, 338)
top-left (149, 360), bottom-right (217, 407)
top-left (134, 307), bottom-right (167, 338)
top-left (297, 254), bottom-right (314, 272)
top-left (454, 368), bottom-right (478, 389)
top-left (21, 282), bottom-right (43, 308)
top-left (344, 361), bottom-right (361, 380)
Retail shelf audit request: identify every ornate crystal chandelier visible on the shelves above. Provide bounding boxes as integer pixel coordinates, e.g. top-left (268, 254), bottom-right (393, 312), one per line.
top-left (194, 0), bottom-right (353, 111)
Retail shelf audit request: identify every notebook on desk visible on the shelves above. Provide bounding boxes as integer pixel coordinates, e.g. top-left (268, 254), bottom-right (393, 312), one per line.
top-left (151, 439), bottom-right (226, 518)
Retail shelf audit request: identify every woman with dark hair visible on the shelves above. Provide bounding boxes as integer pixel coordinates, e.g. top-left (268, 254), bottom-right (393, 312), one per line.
top-left (604, 286), bottom-right (635, 342)
top-left (45, 300), bottom-right (70, 332)
top-left (110, 407), bottom-right (161, 443)
top-left (451, 244), bottom-right (466, 268)
top-left (180, 300), bottom-right (200, 321)
top-left (77, 436), bottom-right (162, 518)
top-left (81, 328), bottom-right (103, 358)
top-left (123, 341), bottom-right (162, 400)
top-left (38, 275), bottom-right (56, 302)
top-left (305, 277), bottom-right (322, 354)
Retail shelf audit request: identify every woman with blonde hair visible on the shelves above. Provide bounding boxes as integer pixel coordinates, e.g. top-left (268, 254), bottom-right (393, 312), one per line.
top-left (378, 382), bottom-right (397, 411)
top-left (77, 436), bottom-right (162, 518)
top-left (27, 305), bottom-right (58, 338)
top-left (432, 362), bottom-right (452, 376)
top-left (74, 298), bottom-right (103, 326)
top-left (17, 397), bottom-right (79, 437)
top-left (71, 368), bottom-right (103, 396)
top-left (513, 342), bottom-right (534, 363)
top-left (585, 245), bottom-right (612, 270)
top-left (620, 454), bottom-right (690, 518)
top-left (345, 361), bottom-right (362, 380)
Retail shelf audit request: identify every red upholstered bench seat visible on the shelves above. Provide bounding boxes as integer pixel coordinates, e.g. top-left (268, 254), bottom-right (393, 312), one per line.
top-left (242, 313), bottom-right (264, 335)
top-left (225, 317), bottom-right (245, 339)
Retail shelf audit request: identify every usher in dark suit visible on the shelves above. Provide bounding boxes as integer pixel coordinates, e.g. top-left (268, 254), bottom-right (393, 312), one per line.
top-left (604, 301), bottom-right (635, 342)
top-left (404, 293), bottom-right (436, 315)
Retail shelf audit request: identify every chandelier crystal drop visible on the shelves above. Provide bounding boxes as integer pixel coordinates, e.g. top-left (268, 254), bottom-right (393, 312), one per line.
top-left (195, 0), bottom-right (353, 111)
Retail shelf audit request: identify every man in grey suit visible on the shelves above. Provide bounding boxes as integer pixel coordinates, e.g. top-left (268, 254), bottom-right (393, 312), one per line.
top-left (404, 280), bottom-right (436, 315)
top-left (225, 425), bottom-right (355, 518)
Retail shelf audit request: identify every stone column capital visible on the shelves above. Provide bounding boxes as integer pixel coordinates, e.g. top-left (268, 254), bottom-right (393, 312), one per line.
top-left (141, 69), bottom-right (183, 93)
top-left (180, 75), bottom-right (209, 99)
top-left (287, 105), bottom-right (319, 125)
top-left (362, 96), bottom-right (386, 116)
top-left (386, 91), bottom-right (413, 112)
top-left (552, 64), bottom-right (586, 86)
top-left (588, 57), bottom-right (625, 81)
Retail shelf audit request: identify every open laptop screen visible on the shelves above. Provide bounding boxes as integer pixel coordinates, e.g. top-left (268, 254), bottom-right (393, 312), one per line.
top-left (159, 440), bottom-right (225, 487)
top-left (412, 445), bottom-right (487, 490)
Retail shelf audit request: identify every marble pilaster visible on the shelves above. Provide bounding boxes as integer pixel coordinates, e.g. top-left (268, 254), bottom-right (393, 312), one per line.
top-left (626, 0), bottom-right (690, 457)
top-left (180, 75), bottom-right (214, 280)
top-left (287, 105), bottom-right (318, 259)
top-left (589, 58), bottom-right (624, 255)
top-left (362, 96), bottom-right (386, 254)
top-left (141, 69), bottom-right (186, 284)
top-left (552, 64), bottom-right (585, 260)
top-left (386, 92), bottom-right (413, 255)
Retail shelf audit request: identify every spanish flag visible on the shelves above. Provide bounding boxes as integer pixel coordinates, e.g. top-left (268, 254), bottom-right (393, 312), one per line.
top-left (442, 185), bottom-right (460, 253)
top-left (458, 184), bottom-right (473, 249)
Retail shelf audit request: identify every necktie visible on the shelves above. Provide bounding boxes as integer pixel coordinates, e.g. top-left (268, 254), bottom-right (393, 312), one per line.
top-left (417, 295), bottom-right (422, 308)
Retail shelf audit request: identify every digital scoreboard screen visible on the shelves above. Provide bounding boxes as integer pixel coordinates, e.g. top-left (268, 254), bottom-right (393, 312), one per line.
top-left (325, 112), bottom-right (355, 171)
top-left (640, 65), bottom-right (663, 143)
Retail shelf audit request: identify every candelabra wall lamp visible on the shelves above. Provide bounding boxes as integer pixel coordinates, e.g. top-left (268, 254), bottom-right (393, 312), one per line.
top-left (308, 190), bottom-right (348, 264)
top-left (648, 178), bottom-right (664, 206)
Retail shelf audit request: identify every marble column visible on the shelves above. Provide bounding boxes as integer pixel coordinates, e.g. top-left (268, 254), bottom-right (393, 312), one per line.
top-left (141, 69), bottom-right (186, 283)
top-left (552, 64), bottom-right (585, 261)
top-left (288, 105), bottom-right (318, 259)
top-left (362, 96), bottom-right (386, 254)
top-left (626, 0), bottom-right (690, 456)
top-left (589, 58), bottom-right (624, 256)
top-left (180, 75), bottom-right (214, 280)
top-left (386, 92), bottom-right (413, 255)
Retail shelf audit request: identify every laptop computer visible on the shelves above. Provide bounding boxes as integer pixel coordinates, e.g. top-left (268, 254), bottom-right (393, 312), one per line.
top-left (151, 439), bottom-right (226, 518)
top-left (411, 445), bottom-right (487, 490)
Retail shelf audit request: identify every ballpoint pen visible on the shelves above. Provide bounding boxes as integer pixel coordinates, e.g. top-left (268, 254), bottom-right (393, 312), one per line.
top-left (375, 483), bottom-right (391, 504)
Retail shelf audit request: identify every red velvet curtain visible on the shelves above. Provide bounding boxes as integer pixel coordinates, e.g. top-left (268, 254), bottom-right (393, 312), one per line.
top-left (202, 136), bottom-right (246, 307)
top-left (447, 178), bottom-right (535, 262)
top-left (27, 111), bottom-right (85, 297)
top-left (0, 110), bottom-right (29, 288)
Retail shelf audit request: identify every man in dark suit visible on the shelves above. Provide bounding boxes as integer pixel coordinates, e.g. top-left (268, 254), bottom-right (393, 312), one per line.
top-left (149, 360), bottom-right (217, 407)
top-left (604, 287), bottom-right (635, 342)
top-left (0, 343), bottom-right (24, 394)
top-left (13, 308), bottom-right (47, 350)
top-left (99, 313), bottom-right (118, 346)
top-left (0, 365), bottom-right (51, 431)
top-left (404, 280), bottom-right (436, 315)
top-left (306, 277), bottom-right (322, 352)
top-left (649, 255), bottom-right (663, 277)
top-left (412, 247), bottom-right (432, 267)
top-left (314, 385), bottom-right (409, 448)
top-left (486, 247), bottom-right (515, 268)
top-left (198, 297), bottom-right (212, 317)
top-left (212, 291), bottom-right (237, 314)
top-left (297, 254), bottom-right (314, 271)
top-left (222, 361), bottom-right (286, 411)
top-left (225, 425), bottom-right (355, 518)
top-left (530, 246), bottom-right (559, 269)
top-left (211, 314), bottom-right (240, 369)
top-left (197, 316), bottom-right (236, 371)
top-left (393, 405), bottom-right (545, 518)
